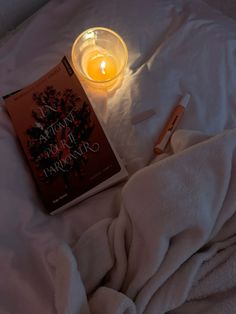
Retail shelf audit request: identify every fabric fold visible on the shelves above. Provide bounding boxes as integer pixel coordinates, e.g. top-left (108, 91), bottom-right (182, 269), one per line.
top-left (49, 129), bottom-right (236, 314)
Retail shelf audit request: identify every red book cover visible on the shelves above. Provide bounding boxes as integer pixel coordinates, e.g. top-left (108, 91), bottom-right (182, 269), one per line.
top-left (4, 57), bottom-right (127, 214)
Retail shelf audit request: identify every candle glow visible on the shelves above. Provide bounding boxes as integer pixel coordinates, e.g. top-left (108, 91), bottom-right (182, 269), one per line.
top-left (86, 53), bottom-right (118, 81)
top-left (71, 27), bottom-right (128, 89)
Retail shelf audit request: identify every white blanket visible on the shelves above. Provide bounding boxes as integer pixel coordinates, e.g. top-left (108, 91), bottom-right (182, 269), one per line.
top-left (1, 0), bottom-right (236, 313)
top-left (48, 129), bottom-right (236, 314)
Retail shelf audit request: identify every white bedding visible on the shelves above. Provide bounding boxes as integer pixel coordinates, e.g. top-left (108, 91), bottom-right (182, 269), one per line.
top-left (1, 0), bottom-right (236, 313)
top-left (50, 128), bottom-right (236, 314)
top-left (204, 0), bottom-right (236, 20)
top-left (0, 0), bottom-right (48, 39)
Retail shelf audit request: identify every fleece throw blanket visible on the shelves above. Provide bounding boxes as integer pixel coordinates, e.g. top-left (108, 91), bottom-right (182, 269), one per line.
top-left (48, 128), bottom-right (236, 314)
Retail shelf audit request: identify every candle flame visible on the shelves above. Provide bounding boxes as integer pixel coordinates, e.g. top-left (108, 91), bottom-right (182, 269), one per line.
top-left (100, 60), bottom-right (106, 75)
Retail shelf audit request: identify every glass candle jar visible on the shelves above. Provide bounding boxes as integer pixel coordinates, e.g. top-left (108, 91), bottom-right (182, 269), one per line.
top-left (71, 27), bottom-right (128, 89)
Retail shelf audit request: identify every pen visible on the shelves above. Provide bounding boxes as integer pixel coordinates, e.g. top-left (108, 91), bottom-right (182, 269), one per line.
top-left (154, 94), bottom-right (190, 154)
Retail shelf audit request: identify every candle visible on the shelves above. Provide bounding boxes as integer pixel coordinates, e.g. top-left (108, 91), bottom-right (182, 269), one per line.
top-left (86, 53), bottom-right (117, 81)
top-left (71, 27), bottom-right (128, 89)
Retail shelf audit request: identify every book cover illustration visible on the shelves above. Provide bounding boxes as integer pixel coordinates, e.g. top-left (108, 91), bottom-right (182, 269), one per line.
top-left (5, 57), bottom-right (124, 214)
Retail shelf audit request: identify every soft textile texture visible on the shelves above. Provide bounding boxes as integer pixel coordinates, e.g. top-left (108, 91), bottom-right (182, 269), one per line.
top-left (1, 0), bottom-right (236, 313)
top-left (0, 0), bottom-right (48, 39)
top-left (204, 0), bottom-right (236, 20)
top-left (49, 129), bottom-right (236, 314)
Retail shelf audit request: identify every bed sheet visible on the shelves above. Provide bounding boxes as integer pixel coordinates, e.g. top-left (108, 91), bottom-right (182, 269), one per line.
top-left (204, 0), bottom-right (236, 20)
top-left (1, 0), bottom-right (236, 313)
top-left (0, 0), bottom-right (49, 39)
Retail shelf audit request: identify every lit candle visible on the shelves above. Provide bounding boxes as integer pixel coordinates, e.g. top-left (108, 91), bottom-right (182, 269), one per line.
top-left (71, 27), bottom-right (128, 89)
top-left (86, 53), bottom-right (117, 81)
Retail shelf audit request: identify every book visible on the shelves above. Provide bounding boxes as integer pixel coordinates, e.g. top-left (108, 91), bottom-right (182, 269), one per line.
top-left (4, 57), bottom-right (127, 215)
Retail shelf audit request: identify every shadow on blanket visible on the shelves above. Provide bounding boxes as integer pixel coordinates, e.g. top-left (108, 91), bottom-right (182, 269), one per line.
top-left (48, 128), bottom-right (236, 314)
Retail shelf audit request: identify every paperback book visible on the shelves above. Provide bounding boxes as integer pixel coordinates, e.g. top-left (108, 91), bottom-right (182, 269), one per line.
top-left (4, 57), bottom-right (127, 214)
